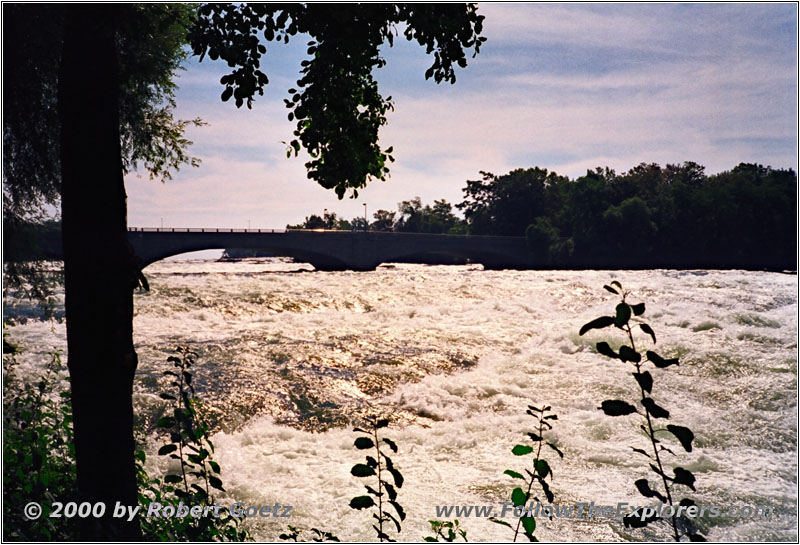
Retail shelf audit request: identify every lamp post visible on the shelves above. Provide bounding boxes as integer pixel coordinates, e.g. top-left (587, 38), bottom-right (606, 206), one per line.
top-left (323, 208), bottom-right (327, 229)
top-left (363, 203), bottom-right (367, 232)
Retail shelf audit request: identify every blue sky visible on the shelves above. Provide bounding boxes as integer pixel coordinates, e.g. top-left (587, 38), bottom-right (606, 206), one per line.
top-left (125, 3), bottom-right (798, 229)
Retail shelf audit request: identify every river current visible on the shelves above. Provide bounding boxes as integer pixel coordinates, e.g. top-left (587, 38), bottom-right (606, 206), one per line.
top-left (4, 259), bottom-right (797, 541)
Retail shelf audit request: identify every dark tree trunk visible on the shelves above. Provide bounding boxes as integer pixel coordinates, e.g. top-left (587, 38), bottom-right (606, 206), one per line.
top-left (59, 5), bottom-right (142, 540)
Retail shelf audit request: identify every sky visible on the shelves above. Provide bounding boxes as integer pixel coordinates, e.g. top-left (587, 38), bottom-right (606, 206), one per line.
top-left (125, 3), bottom-right (798, 230)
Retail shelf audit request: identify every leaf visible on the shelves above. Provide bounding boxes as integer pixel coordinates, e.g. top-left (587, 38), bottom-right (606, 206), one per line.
top-left (579, 316), bottom-right (615, 336)
top-left (351, 464), bottom-right (376, 477)
top-left (512, 444), bottom-right (534, 456)
top-left (349, 496), bottom-right (375, 510)
top-left (209, 460), bottom-right (221, 474)
top-left (688, 534), bottom-right (707, 542)
top-left (546, 442), bottom-right (564, 458)
top-left (511, 487), bottom-right (527, 507)
top-left (209, 476), bottom-right (225, 491)
top-left (599, 399), bottom-right (637, 416)
top-left (667, 425), bottom-right (695, 453)
top-left (631, 303), bottom-right (646, 316)
top-left (159, 393), bottom-right (176, 401)
top-left (633, 371), bottom-right (653, 394)
top-left (389, 500), bottom-right (406, 520)
top-left (164, 474), bottom-right (182, 484)
top-left (534, 459), bottom-right (551, 479)
top-left (630, 447), bottom-right (651, 459)
top-left (385, 483), bottom-right (397, 501)
top-left (543, 415), bottom-right (558, 420)
top-left (354, 437), bottom-right (374, 450)
top-left (595, 342), bottom-right (619, 359)
top-left (382, 438), bottom-right (398, 453)
top-left (366, 456), bottom-right (378, 468)
top-left (619, 346), bottom-right (642, 363)
top-left (623, 508), bottom-right (659, 529)
top-left (388, 466), bottom-right (404, 488)
top-left (521, 516), bottom-right (536, 535)
top-left (489, 517), bottom-right (513, 529)
top-left (527, 432), bottom-right (542, 442)
top-left (672, 467), bottom-right (696, 491)
top-left (158, 444), bottom-right (178, 455)
top-left (647, 351), bottom-right (679, 368)
top-left (375, 419), bottom-right (390, 429)
top-left (640, 323), bottom-right (657, 344)
top-left (634, 478), bottom-right (667, 503)
top-left (641, 397), bottom-right (670, 419)
top-left (504, 469), bottom-right (525, 480)
top-left (156, 416), bottom-right (175, 428)
top-left (615, 303), bottom-right (632, 327)
top-left (539, 479), bottom-right (555, 503)
top-left (603, 284), bottom-right (619, 295)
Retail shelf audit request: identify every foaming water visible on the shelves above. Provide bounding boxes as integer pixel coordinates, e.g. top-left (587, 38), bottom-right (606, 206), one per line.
top-left (5, 260), bottom-right (797, 541)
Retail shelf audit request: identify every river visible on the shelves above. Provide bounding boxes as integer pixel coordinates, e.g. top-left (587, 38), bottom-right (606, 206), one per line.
top-left (4, 259), bottom-right (797, 541)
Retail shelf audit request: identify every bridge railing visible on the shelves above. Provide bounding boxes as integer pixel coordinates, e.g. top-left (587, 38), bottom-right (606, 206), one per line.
top-left (128, 227), bottom-right (287, 233)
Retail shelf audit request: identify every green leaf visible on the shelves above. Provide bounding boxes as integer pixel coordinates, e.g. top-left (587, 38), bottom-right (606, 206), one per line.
top-left (619, 346), bottom-right (641, 363)
top-left (631, 303), bottom-right (646, 316)
top-left (521, 516), bottom-right (536, 535)
top-left (640, 323), bottom-right (657, 344)
top-left (351, 464), bottom-right (376, 477)
top-left (489, 517), bottom-right (513, 529)
top-left (647, 351), bottom-right (679, 368)
top-left (633, 371), bottom-right (653, 394)
top-left (158, 444), bottom-right (178, 455)
top-left (156, 416), bottom-right (175, 428)
top-left (599, 399), bottom-right (637, 416)
top-left (350, 495), bottom-right (375, 510)
top-left (504, 469), bottom-right (525, 480)
top-left (511, 487), bottom-right (527, 507)
top-left (595, 342), bottom-right (619, 359)
top-left (667, 425), bottom-right (695, 453)
top-left (354, 437), bottom-right (374, 450)
top-left (209, 475), bottom-right (225, 491)
top-left (641, 397), bottom-right (670, 419)
top-left (579, 316), bottom-right (615, 336)
top-left (615, 303), bottom-right (632, 327)
top-left (164, 474), bottom-right (182, 484)
top-left (534, 459), bottom-right (551, 479)
top-left (512, 444), bottom-right (534, 456)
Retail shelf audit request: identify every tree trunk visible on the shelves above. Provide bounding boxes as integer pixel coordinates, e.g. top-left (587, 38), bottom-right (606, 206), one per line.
top-left (59, 5), bottom-right (142, 540)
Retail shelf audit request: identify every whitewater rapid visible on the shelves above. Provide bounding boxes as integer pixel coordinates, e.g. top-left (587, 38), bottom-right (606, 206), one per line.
top-left (4, 260), bottom-right (797, 541)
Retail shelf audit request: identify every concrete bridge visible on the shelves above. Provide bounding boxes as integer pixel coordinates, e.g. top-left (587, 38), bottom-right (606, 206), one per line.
top-left (128, 228), bottom-right (535, 271)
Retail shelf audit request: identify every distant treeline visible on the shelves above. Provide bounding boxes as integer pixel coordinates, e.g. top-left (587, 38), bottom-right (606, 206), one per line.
top-left (289, 162), bottom-right (796, 270)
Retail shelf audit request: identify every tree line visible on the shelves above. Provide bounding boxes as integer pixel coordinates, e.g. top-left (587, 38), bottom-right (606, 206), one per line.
top-left (290, 162), bottom-right (796, 270)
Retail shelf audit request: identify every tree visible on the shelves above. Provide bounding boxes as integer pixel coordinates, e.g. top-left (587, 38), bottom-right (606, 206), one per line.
top-left (7, 4), bottom-right (486, 539)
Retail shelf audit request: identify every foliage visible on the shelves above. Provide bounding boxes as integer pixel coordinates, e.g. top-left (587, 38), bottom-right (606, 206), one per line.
top-left (2, 350), bottom-right (78, 541)
top-left (490, 405), bottom-right (562, 542)
top-left (141, 346), bottom-right (250, 541)
top-left (190, 4), bottom-right (485, 198)
top-left (580, 282), bottom-right (706, 542)
top-left (458, 162), bottom-right (795, 270)
top-left (349, 416), bottom-right (406, 542)
top-left (279, 525), bottom-right (340, 542)
top-left (424, 519), bottom-right (468, 542)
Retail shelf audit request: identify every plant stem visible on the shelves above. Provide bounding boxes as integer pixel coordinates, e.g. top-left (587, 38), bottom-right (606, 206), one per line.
top-left (374, 425), bottom-right (384, 542)
top-left (625, 323), bottom-right (680, 542)
top-left (513, 413), bottom-right (545, 541)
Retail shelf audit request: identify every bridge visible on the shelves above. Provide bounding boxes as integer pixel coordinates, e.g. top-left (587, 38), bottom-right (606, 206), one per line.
top-left (128, 228), bottom-right (535, 271)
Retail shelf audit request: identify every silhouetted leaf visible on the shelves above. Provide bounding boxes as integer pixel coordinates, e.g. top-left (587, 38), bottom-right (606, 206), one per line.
top-left (354, 437), bottom-right (374, 450)
top-left (349, 496), bottom-right (375, 510)
top-left (489, 518), bottom-right (513, 529)
top-left (634, 478), bottom-right (666, 503)
top-left (647, 351), bottom-right (679, 368)
top-left (375, 419), bottom-right (390, 429)
top-left (389, 500), bottom-right (406, 520)
top-left (527, 432), bottom-right (542, 442)
top-left (382, 438), bottom-right (398, 453)
top-left (543, 414), bottom-right (558, 420)
top-left (641, 397), bottom-right (670, 418)
top-left (631, 303), bottom-right (646, 316)
top-left (164, 474), bottom-right (182, 484)
top-left (512, 444), bottom-right (534, 456)
top-left (688, 534), bottom-right (707, 542)
top-left (649, 463), bottom-right (670, 480)
top-left (623, 508), bottom-right (659, 528)
top-left (539, 479), bottom-right (554, 502)
top-left (156, 416), bottom-right (176, 428)
top-left (667, 425), bottom-right (694, 452)
top-left (511, 487), bottom-right (527, 506)
top-left (603, 284), bottom-right (619, 295)
top-left (596, 342), bottom-right (619, 359)
top-left (615, 303), bottom-right (632, 327)
top-left (385, 483), bottom-right (397, 501)
top-left (672, 467), bottom-right (696, 491)
top-left (546, 442), bottom-right (564, 458)
top-left (388, 466), bottom-right (404, 488)
top-left (619, 346), bottom-right (642, 363)
top-left (351, 464), bottom-right (376, 477)
top-left (158, 444), bottom-right (178, 455)
top-left (366, 455), bottom-right (378, 468)
top-left (633, 371), bottom-right (653, 394)
top-left (209, 476), bottom-right (225, 491)
top-left (640, 323), bottom-right (657, 344)
top-left (630, 447), bottom-right (651, 459)
top-left (580, 316), bottom-right (615, 336)
top-left (599, 400), bottom-right (637, 416)
top-left (504, 470), bottom-right (525, 480)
